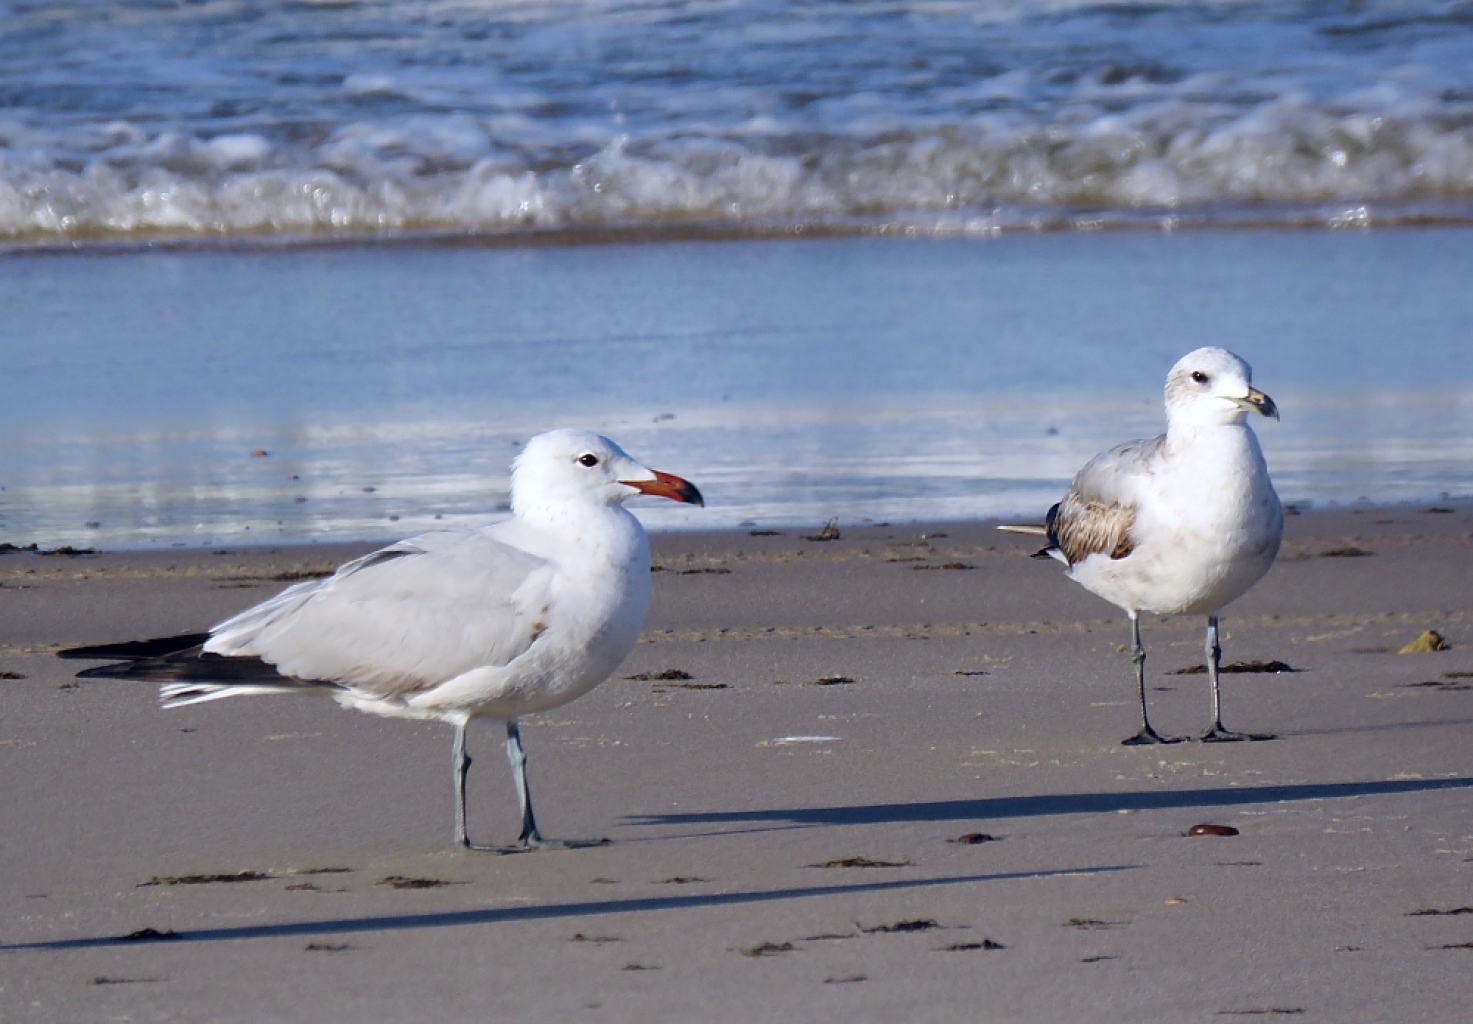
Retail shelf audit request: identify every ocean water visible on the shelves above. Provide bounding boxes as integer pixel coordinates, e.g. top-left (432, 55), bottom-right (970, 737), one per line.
top-left (3, 0), bottom-right (1473, 246)
top-left (4, 229), bottom-right (1472, 548)
top-left (3, 2), bottom-right (1470, 546)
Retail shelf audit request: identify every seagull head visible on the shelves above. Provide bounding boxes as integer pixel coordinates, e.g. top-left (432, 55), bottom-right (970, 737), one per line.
top-left (511, 429), bottom-right (704, 516)
top-left (1164, 347), bottom-right (1279, 429)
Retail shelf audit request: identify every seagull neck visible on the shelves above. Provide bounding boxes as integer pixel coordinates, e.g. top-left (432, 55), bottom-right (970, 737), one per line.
top-left (1166, 403), bottom-right (1250, 435)
top-left (513, 502), bottom-right (646, 561)
top-left (1164, 418), bottom-right (1271, 501)
top-left (1165, 416), bottom-right (1251, 453)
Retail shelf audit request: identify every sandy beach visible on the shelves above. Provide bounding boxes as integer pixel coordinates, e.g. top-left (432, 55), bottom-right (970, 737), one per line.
top-left (2, 505), bottom-right (1472, 1022)
top-left (7, 2), bottom-right (1473, 1019)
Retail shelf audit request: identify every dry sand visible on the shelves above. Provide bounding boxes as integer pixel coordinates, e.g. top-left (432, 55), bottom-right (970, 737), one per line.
top-left (2, 505), bottom-right (1472, 1022)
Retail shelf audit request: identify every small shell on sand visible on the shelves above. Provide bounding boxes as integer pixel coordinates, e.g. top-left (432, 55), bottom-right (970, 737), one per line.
top-left (1187, 824), bottom-right (1240, 837)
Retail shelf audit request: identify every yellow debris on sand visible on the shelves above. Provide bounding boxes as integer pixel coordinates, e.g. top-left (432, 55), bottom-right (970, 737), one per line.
top-left (1399, 630), bottom-right (1450, 654)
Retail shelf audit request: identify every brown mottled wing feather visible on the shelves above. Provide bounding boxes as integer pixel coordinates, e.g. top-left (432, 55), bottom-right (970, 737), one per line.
top-left (1046, 494), bottom-right (1136, 563)
top-left (1045, 434), bottom-right (1166, 565)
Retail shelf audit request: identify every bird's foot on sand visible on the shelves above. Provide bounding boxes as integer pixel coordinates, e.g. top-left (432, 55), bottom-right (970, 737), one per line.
top-left (462, 837), bottom-right (611, 854)
top-left (1199, 726), bottom-right (1276, 743)
top-left (1121, 727), bottom-right (1182, 745)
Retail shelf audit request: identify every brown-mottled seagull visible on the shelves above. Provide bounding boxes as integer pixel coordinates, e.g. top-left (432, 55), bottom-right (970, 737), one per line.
top-left (1002, 347), bottom-right (1283, 744)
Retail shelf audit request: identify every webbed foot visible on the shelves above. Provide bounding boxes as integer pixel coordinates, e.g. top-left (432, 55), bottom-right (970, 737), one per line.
top-left (1122, 727), bottom-right (1182, 746)
top-left (1198, 726), bottom-right (1275, 743)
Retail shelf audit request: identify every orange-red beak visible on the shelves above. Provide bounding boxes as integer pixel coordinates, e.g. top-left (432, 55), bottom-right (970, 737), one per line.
top-left (621, 469), bottom-right (704, 506)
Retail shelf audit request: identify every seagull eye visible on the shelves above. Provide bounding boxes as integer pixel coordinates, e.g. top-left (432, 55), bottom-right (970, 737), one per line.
top-left (1190, 371), bottom-right (1209, 384)
top-left (577, 453), bottom-right (600, 468)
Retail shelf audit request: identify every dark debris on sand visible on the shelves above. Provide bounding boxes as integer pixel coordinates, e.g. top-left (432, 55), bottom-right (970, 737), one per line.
top-left (1173, 660), bottom-right (1298, 675)
top-left (377, 876), bottom-right (468, 889)
top-left (1409, 906), bottom-right (1473, 916)
top-left (858, 918), bottom-right (939, 934)
top-left (138, 871), bottom-right (273, 887)
top-left (951, 832), bottom-right (998, 844)
top-left (804, 519), bottom-right (841, 542)
top-left (937, 939), bottom-right (1005, 951)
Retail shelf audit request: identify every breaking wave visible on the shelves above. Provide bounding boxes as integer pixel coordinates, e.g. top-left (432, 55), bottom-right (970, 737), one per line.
top-left (4, 0), bottom-right (1473, 245)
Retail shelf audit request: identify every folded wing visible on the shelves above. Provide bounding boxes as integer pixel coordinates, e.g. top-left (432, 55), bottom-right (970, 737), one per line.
top-left (199, 529), bottom-right (556, 701)
top-left (1046, 434), bottom-right (1165, 565)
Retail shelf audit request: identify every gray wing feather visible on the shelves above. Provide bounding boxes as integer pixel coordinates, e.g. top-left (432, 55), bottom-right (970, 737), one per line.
top-left (205, 529), bottom-right (554, 699)
top-left (1048, 434), bottom-right (1166, 565)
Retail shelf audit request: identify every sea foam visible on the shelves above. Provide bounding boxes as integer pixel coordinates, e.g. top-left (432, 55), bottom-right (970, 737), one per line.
top-left (3, 0), bottom-right (1471, 245)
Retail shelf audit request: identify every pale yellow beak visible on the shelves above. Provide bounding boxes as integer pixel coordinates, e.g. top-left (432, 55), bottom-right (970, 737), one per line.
top-left (1232, 387), bottom-right (1279, 421)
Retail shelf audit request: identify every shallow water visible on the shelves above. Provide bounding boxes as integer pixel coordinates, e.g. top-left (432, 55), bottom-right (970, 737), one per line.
top-left (3, 228), bottom-right (1471, 548)
top-left (4, 0), bottom-right (1473, 245)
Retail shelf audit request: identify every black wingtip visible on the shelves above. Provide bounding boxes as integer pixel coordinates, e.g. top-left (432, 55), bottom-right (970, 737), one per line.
top-left (75, 662), bottom-right (138, 679)
top-left (1028, 502), bottom-right (1064, 560)
top-left (1042, 502), bottom-right (1061, 543)
top-left (57, 633), bottom-right (210, 661)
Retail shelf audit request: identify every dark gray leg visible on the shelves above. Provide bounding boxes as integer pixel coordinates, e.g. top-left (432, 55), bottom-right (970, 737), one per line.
top-left (505, 719), bottom-right (544, 845)
top-left (1122, 613), bottom-right (1180, 745)
top-left (452, 717), bottom-right (488, 850)
top-left (453, 718), bottom-right (553, 853)
top-left (453, 718), bottom-right (608, 852)
top-left (1199, 616), bottom-right (1275, 742)
top-left (502, 719), bottom-right (609, 851)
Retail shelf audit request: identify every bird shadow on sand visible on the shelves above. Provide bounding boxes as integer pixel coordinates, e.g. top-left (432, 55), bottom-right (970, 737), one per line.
top-left (0, 865), bottom-right (1135, 952)
top-left (1279, 717), bottom-right (1473, 738)
top-left (622, 776), bottom-right (1473, 836)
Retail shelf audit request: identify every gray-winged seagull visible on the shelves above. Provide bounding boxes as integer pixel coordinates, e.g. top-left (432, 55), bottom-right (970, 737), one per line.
top-left (60, 429), bottom-right (704, 851)
top-left (1002, 347), bottom-right (1283, 744)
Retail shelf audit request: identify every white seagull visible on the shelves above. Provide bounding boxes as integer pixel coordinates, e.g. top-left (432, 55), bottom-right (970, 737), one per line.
top-left (60, 429), bottom-right (704, 851)
top-left (1002, 347), bottom-right (1283, 744)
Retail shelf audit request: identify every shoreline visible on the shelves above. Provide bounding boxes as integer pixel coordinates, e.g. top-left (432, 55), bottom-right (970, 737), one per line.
top-left (6, 214), bottom-right (1473, 260)
top-left (5, 496), bottom-right (1470, 560)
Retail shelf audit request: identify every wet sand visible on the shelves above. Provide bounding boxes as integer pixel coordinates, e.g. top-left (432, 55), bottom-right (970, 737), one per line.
top-left (10, 230), bottom-right (1473, 548)
top-left (2, 505), bottom-right (1472, 1022)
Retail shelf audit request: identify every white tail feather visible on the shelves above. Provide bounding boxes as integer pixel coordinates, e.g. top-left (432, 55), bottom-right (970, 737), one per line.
top-left (160, 683), bottom-right (304, 708)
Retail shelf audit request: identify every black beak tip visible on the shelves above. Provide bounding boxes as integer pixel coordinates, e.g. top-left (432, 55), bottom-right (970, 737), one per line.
top-left (682, 482), bottom-right (705, 507)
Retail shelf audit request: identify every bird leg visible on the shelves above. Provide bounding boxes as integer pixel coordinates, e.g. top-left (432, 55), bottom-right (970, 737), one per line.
top-left (505, 719), bottom-right (609, 851)
top-left (452, 718), bottom-right (608, 852)
top-left (1122, 614), bottom-right (1180, 745)
top-left (452, 716), bottom-right (492, 851)
top-left (1198, 616), bottom-right (1275, 742)
top-left (506, 718), bottom-right (547, 846)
